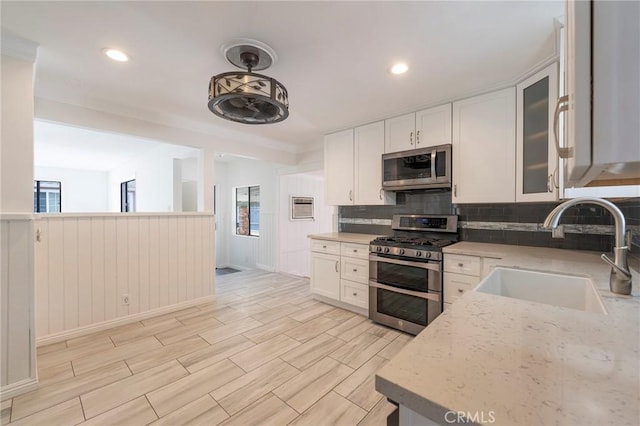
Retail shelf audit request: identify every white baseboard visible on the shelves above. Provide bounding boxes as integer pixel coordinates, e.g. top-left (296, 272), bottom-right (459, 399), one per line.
top-left (0, 377), bottom-right (38, 401)
top-left (256, 263), bottom-right (276, 272)
top-left (36, 295), bottom-right (215, 346)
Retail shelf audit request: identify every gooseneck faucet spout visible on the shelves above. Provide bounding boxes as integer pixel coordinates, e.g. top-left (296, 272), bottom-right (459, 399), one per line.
top-left (543, 197), bottom-right (632, 295)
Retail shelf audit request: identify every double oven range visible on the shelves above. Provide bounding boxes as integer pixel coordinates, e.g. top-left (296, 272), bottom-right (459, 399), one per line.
top-left (369, 214), bottom-right (458, 335)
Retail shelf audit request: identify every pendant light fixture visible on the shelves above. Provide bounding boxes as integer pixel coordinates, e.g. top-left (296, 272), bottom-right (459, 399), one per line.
top-left (208, 39), bottom-right (289, 124)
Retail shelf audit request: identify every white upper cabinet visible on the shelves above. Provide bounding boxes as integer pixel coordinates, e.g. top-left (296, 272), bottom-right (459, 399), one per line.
top-left (452, 88), bottom-right (516, 203)
top-left (384, 113), bottom-right (415, 153)
top-left (516, 62), bottom-right (559, 202)
top-left (384, 104), bottom-right (452, 153)
top-left (354, 121), bottom-right (395, 205)
top-left (325, 123), bottom-right (395, 206)
top-left (564, 0), bottom-right (640, 188)
top-left (415, 103), bottom-right (452, 148)
top-left (564, 0), bottom-right (592, 186)
top-left (324, 129), bottom-right (354, 205)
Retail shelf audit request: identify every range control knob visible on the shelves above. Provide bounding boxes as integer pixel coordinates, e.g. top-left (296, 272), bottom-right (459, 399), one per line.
top-left (376, 246), bottom-right (382, 253)
top-left (424, 251), bottom-right (432, 259)
top-left (416, 251), bottom-right (422, 257)
top-left (399, 249), bottom-right (405, 255)
top-left (384, 247), bottom-right (390, 254)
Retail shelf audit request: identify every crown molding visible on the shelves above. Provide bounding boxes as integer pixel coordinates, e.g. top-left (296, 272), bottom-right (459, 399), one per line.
top-left (1, 31), bottom-right (39, 62)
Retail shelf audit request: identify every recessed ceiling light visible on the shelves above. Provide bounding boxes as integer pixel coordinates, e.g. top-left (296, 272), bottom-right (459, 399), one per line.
top-left (103, 48), bottom-right (129, 62)
top-left (390, 62), bottom-right (408, 75)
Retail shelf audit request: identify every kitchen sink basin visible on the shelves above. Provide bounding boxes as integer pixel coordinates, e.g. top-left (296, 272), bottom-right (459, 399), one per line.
top-left (474, 267), bottom-right (607, 314)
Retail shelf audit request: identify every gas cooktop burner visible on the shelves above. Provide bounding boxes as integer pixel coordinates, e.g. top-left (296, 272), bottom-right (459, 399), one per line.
top-left (369, 214), bottom-right (459, 261)
top-left (371, 236), bottom-right (454, 249)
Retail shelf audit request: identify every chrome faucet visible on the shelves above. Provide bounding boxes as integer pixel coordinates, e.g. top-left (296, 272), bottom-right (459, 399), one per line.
top-left (543, 197), bottom-right (632, 295)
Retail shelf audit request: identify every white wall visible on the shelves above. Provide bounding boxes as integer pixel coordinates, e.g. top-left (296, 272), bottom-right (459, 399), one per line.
top-left (1, 55), bottom-right (34, 214)
top-left (277, 173), bottom-right (333, 277)
top-left (217, 158), bottom-right (279, 271)
top-left (1, 43), bottom-right (38, 396)
top-left (214, 162), bottom-right (229, 268)
top-left (107, 144), bottom-right (199, 212)
top-left (34, 166), bottom-right (109, 213)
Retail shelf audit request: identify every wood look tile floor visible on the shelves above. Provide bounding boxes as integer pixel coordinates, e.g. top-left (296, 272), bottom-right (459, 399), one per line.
top-left (4, 270), bottom-right (412, 426)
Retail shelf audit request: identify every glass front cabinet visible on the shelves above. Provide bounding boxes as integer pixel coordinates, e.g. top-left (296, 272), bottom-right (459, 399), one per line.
top-left (516, 62), bottom-right (559, 202)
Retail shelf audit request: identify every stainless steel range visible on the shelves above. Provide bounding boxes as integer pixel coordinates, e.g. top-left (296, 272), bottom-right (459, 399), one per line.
top-left (369, 214), bottom-right (458, 335)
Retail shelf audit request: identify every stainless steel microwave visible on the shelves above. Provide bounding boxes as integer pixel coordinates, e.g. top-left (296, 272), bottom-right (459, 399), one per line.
top-left (382, 144), bottom-right (451, 191)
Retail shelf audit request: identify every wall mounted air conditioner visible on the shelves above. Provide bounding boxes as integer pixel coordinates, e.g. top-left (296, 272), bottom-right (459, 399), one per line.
top-left (291, 196), bottom-right (314, 220)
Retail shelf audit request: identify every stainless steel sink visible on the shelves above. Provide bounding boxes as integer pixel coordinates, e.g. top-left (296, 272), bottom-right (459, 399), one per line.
top-left (474, 267), bottom-right (607, 314)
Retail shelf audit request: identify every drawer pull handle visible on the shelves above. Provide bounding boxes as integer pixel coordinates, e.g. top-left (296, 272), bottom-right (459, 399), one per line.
top-left (323, 245), bottom-right (327, 249)
top-left (353, 268), bottom-right (357, 272)
top-left (353, 292), bottom-right (357, 297)
top-left (335, 261), bottom-right (339, 272)
top-left (458, 262), bottom-right (464, 267)
top-left (458, 288), bottom-right (464, 293)
top-left (353, 249), bottom-right (357, 253)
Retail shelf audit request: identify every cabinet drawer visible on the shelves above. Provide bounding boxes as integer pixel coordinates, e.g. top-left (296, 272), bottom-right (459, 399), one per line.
top-left (444, 254), bottom-right (481, 276)
top-left (341, 242), bottom-right (369, 260)
top-left (311, 239), bottom-right (341, 255)
top-left (341, 280), bottom-right (369, 309)
top-left (443, 273), bottom-right (480, 304)
top-left (340, 257), bottom-right (369, 284)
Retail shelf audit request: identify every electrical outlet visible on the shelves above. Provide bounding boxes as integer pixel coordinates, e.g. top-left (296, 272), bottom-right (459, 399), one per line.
top-left (122, 294), bottom-right (130, 305)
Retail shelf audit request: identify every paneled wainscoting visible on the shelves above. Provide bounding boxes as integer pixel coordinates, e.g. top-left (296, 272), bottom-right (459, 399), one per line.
top-left (34, 213), bottom-right (215, 342)
top-left (1, 215), bottom-right (36, 392)
top-left (2, 271), bottom-right (406, 425)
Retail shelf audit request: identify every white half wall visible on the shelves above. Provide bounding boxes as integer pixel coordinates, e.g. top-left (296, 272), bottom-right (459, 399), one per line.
top-left (278, 173), bottom-right (333, 277)
top-left (34, 213), bottom-right (215, 341)
top-left (34, 166), bottom-right (109, 213)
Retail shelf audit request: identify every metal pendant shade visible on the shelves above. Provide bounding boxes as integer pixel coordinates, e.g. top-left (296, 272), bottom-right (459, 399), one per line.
top-left (208, 41), bottom-right (289, 124)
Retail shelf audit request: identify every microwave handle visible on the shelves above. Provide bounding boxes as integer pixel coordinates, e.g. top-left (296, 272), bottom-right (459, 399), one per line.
top-left (431, 149), bottom-right (437, 181)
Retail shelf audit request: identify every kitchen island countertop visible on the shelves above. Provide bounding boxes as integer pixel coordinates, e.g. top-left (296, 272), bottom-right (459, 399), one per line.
top-left (376, 242), bottom-right (640, 425)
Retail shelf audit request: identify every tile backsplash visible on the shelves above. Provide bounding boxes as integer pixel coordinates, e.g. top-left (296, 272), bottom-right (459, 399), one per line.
top-left (339, 191), bottom-right (639, 253)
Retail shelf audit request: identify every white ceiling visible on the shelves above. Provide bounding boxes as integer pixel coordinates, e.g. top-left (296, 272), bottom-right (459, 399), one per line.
top-left (3, 1), bottom-right (564, 156)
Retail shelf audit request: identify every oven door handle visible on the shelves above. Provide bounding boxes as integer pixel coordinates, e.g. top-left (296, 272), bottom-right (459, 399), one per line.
top-left (369, 254), bottom-right (440, 271)
top-left (369, 281), bottom-right (441, 302)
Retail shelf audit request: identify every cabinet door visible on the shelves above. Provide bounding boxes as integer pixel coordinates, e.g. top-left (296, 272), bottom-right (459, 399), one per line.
top-left (384, 113), bottom-right (415, 153)
top-left (452, 88), bottom-right (516, 203)
top-left (354, 121), bottom-right (395, 205)
top-left (310, 252), bottom-right (340, 300)
top-left (564, 0), bottom-right (592, 187)
top-left (516, 63), bottom-right (559, 202)
top-left (415, 103), bottom-right (452, 148)
top-left (324, 129), bottom-right (354, 205)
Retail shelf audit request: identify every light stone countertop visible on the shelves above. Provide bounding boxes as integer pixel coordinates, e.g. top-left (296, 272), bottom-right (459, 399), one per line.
top-left (376, 242), bottom-right (640, 426)
top-left (307, 232), bottom-right (382, 245)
